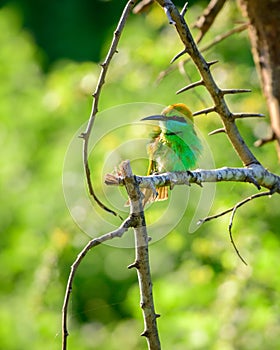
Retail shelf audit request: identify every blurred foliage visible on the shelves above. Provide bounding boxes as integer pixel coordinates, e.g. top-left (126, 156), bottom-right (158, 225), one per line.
top-left (0, 0), bottom-right (200, 68)
top-left (0, 0), bottom-right (128, 67)
top-left (1, 1), bottom-right (280, 350)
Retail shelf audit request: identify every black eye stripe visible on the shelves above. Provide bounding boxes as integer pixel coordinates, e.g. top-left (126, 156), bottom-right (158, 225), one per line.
top-left (165, 131), bottom-right (183, 136)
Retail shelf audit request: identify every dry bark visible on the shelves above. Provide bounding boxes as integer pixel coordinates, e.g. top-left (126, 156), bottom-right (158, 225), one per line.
top-left (238, 0), bottom-right (280, 159)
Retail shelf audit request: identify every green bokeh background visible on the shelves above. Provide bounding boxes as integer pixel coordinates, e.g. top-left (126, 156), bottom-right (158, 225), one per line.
top-left (1, 1), bottom-right (280, 349)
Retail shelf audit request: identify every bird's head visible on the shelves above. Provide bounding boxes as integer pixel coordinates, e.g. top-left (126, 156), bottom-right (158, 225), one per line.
top-left (162, 103), bottom-right (193, 122)
top-left (141, 103), bottom-right (193, 134)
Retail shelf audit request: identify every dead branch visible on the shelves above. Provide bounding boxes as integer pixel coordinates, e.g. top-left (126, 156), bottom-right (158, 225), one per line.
top-left (199, 189), bottom-right (274, 265)
top-left (120, 160), bottom-right (161, 350)
top-left (62, 160), bottom-right (161, 350)
top-left (62, 217), bottom-right (133, 350)
top-left (133, 0), bottom-right (154, 14)
top-left (105, 164), bottom-right (280, 194)
top-left (254, 132), bottom-right (276, 147)
top-left (105, 165), bottom-right (280, 265)
top-left (228, 190), bottom-right (274, 265)
top-left (238, 0), bottom-right (280, 160)
top-left (80, 0), bottom-right (135, 219)
top-left (193, 0), bottom-right (228, 43)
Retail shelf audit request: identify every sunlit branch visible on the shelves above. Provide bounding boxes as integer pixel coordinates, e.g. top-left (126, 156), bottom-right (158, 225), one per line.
top-left (105, 165), bottom-right (280, 193)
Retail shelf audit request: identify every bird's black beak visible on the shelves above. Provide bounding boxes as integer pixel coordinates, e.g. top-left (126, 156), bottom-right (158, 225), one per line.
top-left (141, 115), bottom-right (166, 121)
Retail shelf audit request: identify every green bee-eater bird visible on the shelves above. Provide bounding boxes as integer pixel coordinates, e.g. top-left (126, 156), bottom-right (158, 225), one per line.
top-left (141, 103), bottom-right (202, 204)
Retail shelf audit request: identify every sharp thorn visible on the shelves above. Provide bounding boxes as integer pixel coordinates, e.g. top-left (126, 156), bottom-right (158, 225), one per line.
top-left (208, 128), bottom-right (226, 136)
top-left (180, 2), bottom-right (189, 17)
top-left (207, 60), bottom-right (219, 67)
top-left (127, 261), bottom-right (140, 269)
top-left (170, 49), bottom-right (188, 64)
top-left (222, 89), bottom-right (251, 95)
top-left (141, 330), bottom-right (149, 337)
top-left (197, 219), bottom-right (204, 225)
top-left (176, 80), bottom-right (204, 94)
top-left (193, 106), bottom-right (216, 116)
top-left (233, 113), bottom-right (265, 119)
top-left (79, 132), bottom-right (86, 139)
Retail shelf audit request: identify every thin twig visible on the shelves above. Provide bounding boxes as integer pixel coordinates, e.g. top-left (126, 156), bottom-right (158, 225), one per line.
top-left (197, 207), bottom-right (233, 225)
top-left (193, 0), bottom-right (228, 43)
top-left (133, 0), bottom-right (154, 14)
top-left (228, 190), bottom-right (273, 265)
top-left (199, 190), bottom-right (274, 265)
top-left (81, 0), bottom-right (135, 219)
top-left (199, 189), bottom-right (274, 224)
top-left (254, 132), bottom-right (276, 147)
top-left (62, 218), bottom-right (133, 350)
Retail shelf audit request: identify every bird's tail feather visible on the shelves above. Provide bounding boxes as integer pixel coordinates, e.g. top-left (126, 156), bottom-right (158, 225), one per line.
top-left (125, 186), bottom-right (168, 207)
top-left (142, 186), bottom-right (168, 206)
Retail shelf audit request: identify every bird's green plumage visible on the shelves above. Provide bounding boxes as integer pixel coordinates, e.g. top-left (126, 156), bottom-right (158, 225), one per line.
top-left (141, 103), bottom-right (202, 203)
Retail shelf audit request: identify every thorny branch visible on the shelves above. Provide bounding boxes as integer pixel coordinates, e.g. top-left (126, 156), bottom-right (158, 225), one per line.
top-left (62, 218), bottom-right (133, 350)
top-left (121, 161), bottom-right (161, 350)
top-left (155, 0), bottom-right (260, 166)
top-left (62, 159), bottom-right (161, 350)
top-left (157, 23), bottom-right (248, 84)
top-left (79, 0), bottom-right (135, 219)
top-left (62, 2), bottom-right (137, 350)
